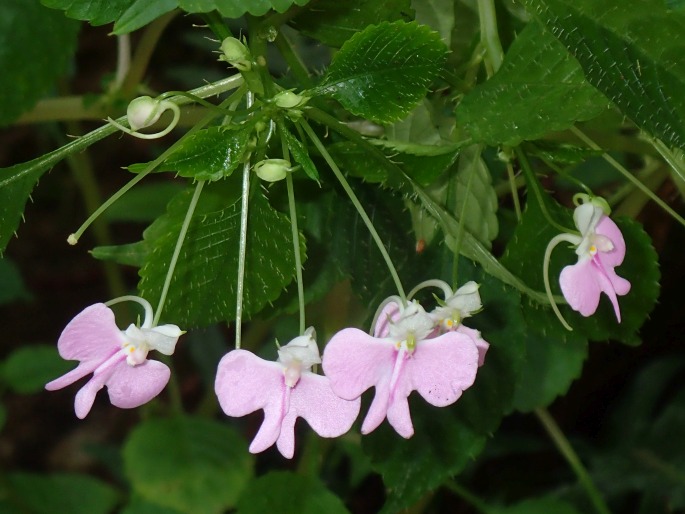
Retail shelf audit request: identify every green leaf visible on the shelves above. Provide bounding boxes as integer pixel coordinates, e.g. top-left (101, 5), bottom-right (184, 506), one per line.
top-left (413, 0), bottom-right (454, 47)
top-left (153, 125), bottom-right (253, 181)
top-left (493, 497), bottom-right (584, 514)
top-left (139, 178), bottom-right (305, 327)
top-left (279, 122), bottom-right (320, 182)
top-left (236, 471), bottom-right (349, 514)
top-left (92, 240), bottom-right (149, 267)
top-left (121, 498), bottom-right (184, 514)
top-left (511, 302), bottom-right (588, 411)
top-left (41, 0), bottom-right (134, 25)
top-left (0, 258), bottom-right (30, 304)
top-left (103, 181), bottom-right (186, 223)
top-left (4, 473), bottom-right (118, 514)
top-left (177, 0), bottom-right (311, 18)
top-left (1, 345), bottom-right (73, 394)
top-left (112, 0), bottom-right (178, 35)
top-left (289, 0), bottom-right (413, 47)
top-left (316, 21), bottom-right (449, 123)
top-left (455, 22), bottom-right (609, 146)
top-left (123, 416), bottom-right (253, 514)
top-left (1, 0), bottom-right (79, 126)
top-left (523, 0), bottom-right (685, 150)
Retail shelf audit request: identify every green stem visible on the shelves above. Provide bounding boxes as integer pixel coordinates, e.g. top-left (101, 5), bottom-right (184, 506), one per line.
top-left (477, 0), bottom-right (504, 75)
top-left (571, 126), bottom-right (685, 228)
top-left (235, 91), bottom-right (255, 349)
top-left (444, 481), bottom-right (493, 514)
top-left (300, 120), bottom-right (407, 305)
top-left (280, 127), bottom-right (306, 335)
top-left (535, 408), bottom-right (612, 514)
top-left (650, 136), bottom-right (685, 185)
top-left (515, 146), bottom-right (576, 234)
top-left (505, 158), bottom-right (522, 221)
top-left (200, 11), bottom-right (233, 40)
top-left (154, 180), bottom-right (205, 326)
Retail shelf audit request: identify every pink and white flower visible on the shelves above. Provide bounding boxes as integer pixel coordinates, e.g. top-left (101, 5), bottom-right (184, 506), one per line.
top-left (322, 300), bottom-right (480, 438)
top-left (45, 298), bottom-right (183, 419)
top-left (544, 198), bottom-right (631, 328)
top-left (215, 328), bottom-right (360, 459)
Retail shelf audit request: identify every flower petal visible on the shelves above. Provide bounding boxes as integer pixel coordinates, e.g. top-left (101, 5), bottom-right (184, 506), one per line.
top-left (408, 332), bottom-right (479, 407)
top-left (73, 359), bottom-right (120, 419)
top-left (57, 303), bottom-right (125, 364)
top-left (455, 325), bottom-right (489, 367)
top-left (215, 350), bottom-right (285, 455)
top-left (322, 328), bottom-right (396, 401)
top-left (277, 373), bottom-right (361, 458)
top-left (595, 216), bottom-right (626, 267)
top-left (106, 359), bottom-right (170, 409)
top-left (559, 260), bottom-right (601, 317)
top-left (591, 259), bottom-right (631, 322)
top-left (373, 302), bottom-right (401, 338)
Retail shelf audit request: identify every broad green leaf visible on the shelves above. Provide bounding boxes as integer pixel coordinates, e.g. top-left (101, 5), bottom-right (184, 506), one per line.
top-left (413, 0), bottom-right (454, 47)
top-left (123, 416), bottom-right (253, 514)
top-left (385, 100), bottom-right (455, 147)
top-left (279, 121), bottom-right (319, 182)
top-left (493, 497), bottom-right (584, 514)
top-left (103, 181), bottom-right (186, 223)
top-left (236, 471), bottom-right (349, 514)
top-left (92, 240), bottom-right (148, 267)
top-left (523, 0), bottom-right (685, 151)
top-left (4, 473), bottom-right (118, 514)
top-left (113, 0), bottom-right (178, 35)
top-left (1, 0), bottom-right (79, 126)
top-left (153, 125), bottom-right (253, 181)
top-left (177, 0), bottom-right (311, 18)
top-left (1, 345), bottom-right (72, 394)
top-left (455, 22), bottom-right (609, 146)
top-left (41, 0), bottom-right (133, 25)
top-left (0, 258), bottom-right (30, 304)
top-left (450, 145), bottom-right (499, 247)
top-left (139, 178), bottom-right (305, 327)
top-left (289, 0), bottom-right (413, 47)
top-left (316, 21), bottom-right (449, 123)
top-left (511, 301), bottom-right (588, 411)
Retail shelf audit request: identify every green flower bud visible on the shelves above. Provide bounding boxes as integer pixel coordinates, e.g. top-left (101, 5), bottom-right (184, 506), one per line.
top-left (274, 90), bottom-right (309, 109)
top-left (127, 96), bottom-right (164, 131)
top-left (220, 37), bottom-right (252, 71)
top-left (254, 159), bottom-right (291, 182)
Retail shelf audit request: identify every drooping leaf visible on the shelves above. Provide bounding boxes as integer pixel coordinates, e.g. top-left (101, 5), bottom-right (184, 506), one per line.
top-left (1, 0), bottom-right (79, 126)
top-left (1, 345), bottom-right (73, 394)
top-left (455, 21), bottom-right (609, 146)
top-left (177, 0), bottom-right (311, 18)
top-left (289, 0), bottom-right (413, 47)
top-left (123, 416), bottom-right (253, 514)
top-left (151, 125), bottom-right (253, 181)
top-left (523, 0), bottom-right (685, 151)
top-left (41, 0), bottom-right (134, 25)
top-left (138, 177), bottom-right (305, 328)
top-left (112, 0), bottom-right (179, 35)
top-left (3, 473), bottom-right (118, 514)
top-left (92, 240), bottom-right (149, 267)
top-left (279, 121), bottom-right (320, 182)
top-left (236, 471), bottom-right (349, 514)
top-left (315, 21), bottom-right (449, 123)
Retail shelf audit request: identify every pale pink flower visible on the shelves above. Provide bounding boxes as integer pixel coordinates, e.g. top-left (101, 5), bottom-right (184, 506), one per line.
top-left (545, 200), bottom-right (631, 328)
top-left (215, 328), bottom-right (360, 459)
top-left (322, 301), bottom-right (480, 438)
top-left (45, 299), bottom-right (182, 419)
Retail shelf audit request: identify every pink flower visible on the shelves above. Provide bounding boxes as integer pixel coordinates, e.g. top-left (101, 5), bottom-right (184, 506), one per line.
top-left (45, 298), bottom-right (183, 419)
top-left (215, 328), bottom-right (360, 459)
top-left (322, 301), bottom-right (480, 438)
top-left (544, 199), bottom-right (631, 328)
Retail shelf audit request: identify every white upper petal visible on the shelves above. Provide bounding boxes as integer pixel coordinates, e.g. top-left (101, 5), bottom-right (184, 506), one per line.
top-left (277, 329), bottom-right (321, 371)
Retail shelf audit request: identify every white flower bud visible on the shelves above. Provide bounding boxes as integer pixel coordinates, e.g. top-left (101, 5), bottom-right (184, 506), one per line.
top-left (127, 96), bottom-right (164, 131)
top-left (254, 159), bottom-right (290, 182)
top-left (274, 90), bottom-right (309, 109)
top-left (219, 37), bottom-right (252, 71)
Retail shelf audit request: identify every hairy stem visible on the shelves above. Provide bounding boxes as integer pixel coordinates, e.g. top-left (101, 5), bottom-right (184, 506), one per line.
top-left (477, 0), bottom-right (504, 75)
top-left (300, 120), bottom-right (407, 305)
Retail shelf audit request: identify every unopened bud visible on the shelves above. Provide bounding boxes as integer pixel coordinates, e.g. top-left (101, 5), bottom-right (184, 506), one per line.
top-left (274, 90), bottom-right (309, 109)
top-left (127, 96), bottom-right (164, 131)
top-left (220, 37), bottom-right (251, 71)
top-left (254, 159), bottom-right (290, 182)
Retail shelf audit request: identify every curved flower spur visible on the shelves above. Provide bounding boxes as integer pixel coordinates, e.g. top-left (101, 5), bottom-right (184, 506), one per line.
top-left (45, 296), bottom-right (183, 418)
top-left (544, 195), bottom-right (631, 330)
top-left (214, 328), bottom-right (360, 459)
top-left (322, 281), bottom-right (486, 439)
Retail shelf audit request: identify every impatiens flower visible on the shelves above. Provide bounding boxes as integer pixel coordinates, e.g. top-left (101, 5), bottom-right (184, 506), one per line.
top-left (215, 328), bottom-right (360, 459)
top-left (544, 196), bottom-right (631, 329)
top-left (322, 300), bottom-right (480, 438)
top-left (45, 297), bottom-right (183, 419)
